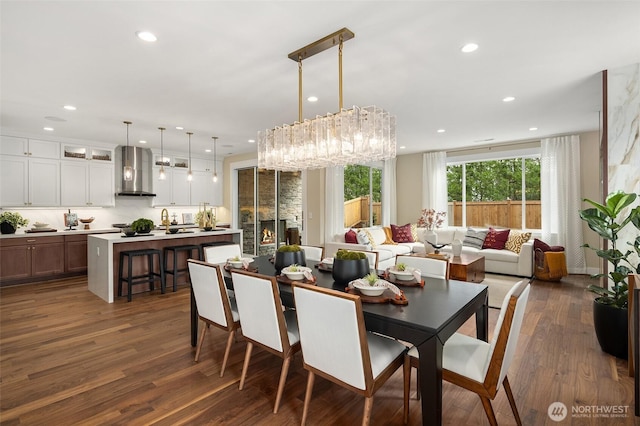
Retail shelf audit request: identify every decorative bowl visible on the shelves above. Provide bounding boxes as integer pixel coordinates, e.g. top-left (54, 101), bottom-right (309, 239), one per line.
top-left (79, 217), bottom-right (95, 224)
top-left (168, 228), bottom-right (179, 234)
top-left (123, 228), bottom-right (136, 237)
top-left (281, 265), bottom-right (311, 281)
top-left (389, 266), bottom-right (415, 281)
top-left (203, 226), bottom-right (213, 231)
top-left (352, 281), bottom-right (386, 296)
top-left (228, 257), bottom-right (253, 268)
top-left (33, 222), bottom-right (49, 229)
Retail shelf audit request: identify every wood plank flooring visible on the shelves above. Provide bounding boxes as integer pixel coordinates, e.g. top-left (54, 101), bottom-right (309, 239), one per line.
top-left (1, 274), bottom-right (636, 425)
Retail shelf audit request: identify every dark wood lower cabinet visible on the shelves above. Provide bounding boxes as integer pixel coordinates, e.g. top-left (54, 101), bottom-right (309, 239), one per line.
top-left (65, 234), bottom-right (88, 274)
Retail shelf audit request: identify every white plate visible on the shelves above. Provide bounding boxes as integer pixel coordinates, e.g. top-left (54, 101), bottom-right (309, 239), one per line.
top-left (389, 266), bottom-right (415, 281)
top-left (352, 281), bottom-right (386, 296)
top-left (281, 265), bottom-right (311, 280)
top-left (33, 222), bottom-right (49, 228)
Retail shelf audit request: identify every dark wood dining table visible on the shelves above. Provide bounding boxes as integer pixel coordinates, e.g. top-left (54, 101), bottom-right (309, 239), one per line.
top-left (190, 256), bottom-right (489, 425)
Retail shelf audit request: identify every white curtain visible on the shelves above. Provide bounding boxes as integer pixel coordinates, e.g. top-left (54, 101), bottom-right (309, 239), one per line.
top-left (541, 135), bottom-right (586, 274)
top-left (382, 158), bottom-right (397, 225)
top-left (324, 166), bottom-right (344, 244)
top-left (422, 151), bottom-right (448, 226)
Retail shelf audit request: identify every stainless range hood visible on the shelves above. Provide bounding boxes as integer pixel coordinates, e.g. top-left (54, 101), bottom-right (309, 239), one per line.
top-left (114, 146), bottom-right (156, 196)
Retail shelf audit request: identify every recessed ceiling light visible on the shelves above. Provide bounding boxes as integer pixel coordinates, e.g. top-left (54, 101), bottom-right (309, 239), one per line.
top-left (437, 129), bottom-right (446, 133)
top-left (307, 96), bottom-right (318, 102)
top-left (502, 96), bottom-right (516, 102)
top-left (139, 140), bottom-right (147, 144)
top-left (248, 139), bottom-right (255, 143)
top-left (529, 127), bottom-right (538, 131)
top-left (461, 43), bottom-right (478, 53)
top-left (399, 145), bottom-right (406, 149)
top-left (205, 149), bottom-right (212, 153)
top-left (175, 126), bottom-right (184, 130)
top-left (136, 31), bottom-right (157, 42)
top-left (43, 127), bottom-right (54, 131)
top-left (63, 105), bottom-right (76, 111)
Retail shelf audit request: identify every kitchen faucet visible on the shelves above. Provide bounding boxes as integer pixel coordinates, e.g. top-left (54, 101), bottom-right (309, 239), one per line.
top-left (161, 208), bottom-right (170, 233)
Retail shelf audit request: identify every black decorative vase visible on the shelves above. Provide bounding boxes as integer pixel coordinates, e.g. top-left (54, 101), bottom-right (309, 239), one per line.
top-left (274, 250), bottom-right (306, 274)
top-left (593, 299), bottom-right (628, 359)
top-left (332, 258), bottom-right (370, 286)
top-left (0, 222), bottom-right (16, 234)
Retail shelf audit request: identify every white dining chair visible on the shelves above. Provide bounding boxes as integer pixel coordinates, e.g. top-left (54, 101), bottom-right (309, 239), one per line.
top-left (230, 269), bottom-right (301, 414)
top-left (298, 245), bottom-right (324, 262)
top-left (292, 283), bottom-right (408, 426)
top-left (203, 243), bottom-right (242, 264)
top-left (187, 260), bottom-right (240, 377)
top-left (395, 254), bottom-right (448, 279)
top-left (403, 279), bottom-right (531, 425)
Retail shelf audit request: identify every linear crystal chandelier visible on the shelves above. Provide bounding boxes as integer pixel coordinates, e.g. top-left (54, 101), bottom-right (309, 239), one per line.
top-left (258, 28), bottom-right (396, 172)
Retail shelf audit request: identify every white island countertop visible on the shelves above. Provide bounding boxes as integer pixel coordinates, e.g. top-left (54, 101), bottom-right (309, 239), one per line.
top-left (88, 228), bottom-right (242, 303)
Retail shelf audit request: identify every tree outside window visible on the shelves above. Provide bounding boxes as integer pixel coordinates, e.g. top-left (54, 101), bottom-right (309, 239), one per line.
top-left (344, 164), bottom-right (382, 227)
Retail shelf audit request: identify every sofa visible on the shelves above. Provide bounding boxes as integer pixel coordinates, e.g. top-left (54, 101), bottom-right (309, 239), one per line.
top-left (325, 225), bottom-right (534, 277)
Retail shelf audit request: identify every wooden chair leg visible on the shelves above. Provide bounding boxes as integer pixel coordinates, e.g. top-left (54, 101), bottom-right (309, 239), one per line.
top-left (194, 322), bottom-right (208, 362)
top-left (220, 329), bottom-right (235, 377)
top-left (362, 396), bottom-right (374, 426)
top-left (301, 371), bottom-right (315, 426)
top-left (479, 395), bottom-right (498, 426)
top-left (273, 355), bottom-right (292, 414)
top-left (403, 354), bottom-right (410, 424)
top-left (239, 342), bottom-right (253, 390)
top-left (503, 376), bottom-right (522, 425)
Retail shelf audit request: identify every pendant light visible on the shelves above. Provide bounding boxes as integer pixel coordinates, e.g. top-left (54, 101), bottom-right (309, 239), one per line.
top-left (158, 127), bottom-right (166, 180)
top-left (186, 132), bottom-right (193, 182)
top-left (211, 136), bottom-right (218, 182)
top-left (123, 121), bottom-right (133, 181)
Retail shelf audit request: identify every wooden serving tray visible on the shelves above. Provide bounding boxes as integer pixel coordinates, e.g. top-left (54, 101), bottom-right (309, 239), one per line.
top-left (224, 264), bottom-right (258, 273)
top-left (381, 273), bottom-right (425, 288)
top-left (276, 275), bottom-right (316, 286)
top-left (25, 229), bottom-right (58, 233)
top-left (345, 287), bottom-right (408, 305)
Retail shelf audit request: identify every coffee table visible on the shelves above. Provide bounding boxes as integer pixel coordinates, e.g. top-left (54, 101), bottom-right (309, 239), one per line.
top-left (448, 253), bottom-right (485, 283)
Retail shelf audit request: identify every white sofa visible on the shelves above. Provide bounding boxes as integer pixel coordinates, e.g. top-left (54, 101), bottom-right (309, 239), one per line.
top-left (325, 226), bottom-right (534, 277)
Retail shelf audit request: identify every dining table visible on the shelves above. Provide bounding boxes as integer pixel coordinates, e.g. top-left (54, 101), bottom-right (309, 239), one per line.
top-left (190, 255), bottom-right (488, 426)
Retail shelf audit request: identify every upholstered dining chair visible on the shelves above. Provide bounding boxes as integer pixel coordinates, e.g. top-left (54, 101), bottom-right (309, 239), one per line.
top-left (292, 283), bottom-right (408, 426)
top-left (203, 243), bottom-right (242, 264)
top-left (229, 269), bottom-right (301, 414)
top-left (298, 245), bottom-right (324, 262)
top-left (403, 279), bottom-right (531, 425)
top-left (187, 260), bottom-right (240, 377)
top-left (395, 254), bottom-right (448, 279)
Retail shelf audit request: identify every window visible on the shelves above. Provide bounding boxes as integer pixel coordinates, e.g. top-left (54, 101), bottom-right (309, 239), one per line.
top-left (447, 156), bottom-right (541, 230)
top-left (343, 164), bottom-right (382, 228)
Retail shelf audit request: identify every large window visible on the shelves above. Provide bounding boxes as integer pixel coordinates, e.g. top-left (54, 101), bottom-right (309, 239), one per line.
top-left (343, 164), bottom-right (382, 228)
top-left (447, 157), bottom-right (541, 229)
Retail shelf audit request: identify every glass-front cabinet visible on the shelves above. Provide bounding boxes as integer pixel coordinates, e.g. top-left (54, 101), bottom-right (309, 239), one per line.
top-left (62, 144), bottom-right (113, 162)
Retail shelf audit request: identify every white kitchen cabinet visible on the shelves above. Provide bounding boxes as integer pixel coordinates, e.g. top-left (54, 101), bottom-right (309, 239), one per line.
top-left (60, 161), bottom-right (114, 206)
top-left (1, 136), bottom-right (59, 159)
top-left (152, 167), bottom-right (190, 206)
top-left (190, 170), bottom-right (222, 206)
top-left (0, 156), bottom-right (60, 206)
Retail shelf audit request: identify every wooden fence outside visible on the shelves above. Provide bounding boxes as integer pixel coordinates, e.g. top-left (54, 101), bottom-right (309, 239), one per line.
top-left (344, 196), bottom-right (382, 228)
top-left (449, 200), bottom-right (541, 229)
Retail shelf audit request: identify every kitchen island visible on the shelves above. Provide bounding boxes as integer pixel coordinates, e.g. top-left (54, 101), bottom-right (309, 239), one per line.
top-left (88, 228), bottom-right (242, 302)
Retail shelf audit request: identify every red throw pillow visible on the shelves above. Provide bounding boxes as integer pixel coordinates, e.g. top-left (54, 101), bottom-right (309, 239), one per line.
top-left (534, 238), bottom-right (564, 252)
top-left (391, 223), bottom-right (414, 243)
top-left (345, 229), bottom-right (358, 244)
top-left (482, 227), bottom-right (510, 250)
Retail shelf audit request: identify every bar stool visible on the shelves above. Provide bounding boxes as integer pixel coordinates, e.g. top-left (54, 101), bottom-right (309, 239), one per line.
top-left (163, 245), bottom-right (201, 291)
top-left (118, 249), bottom-right (165, 302)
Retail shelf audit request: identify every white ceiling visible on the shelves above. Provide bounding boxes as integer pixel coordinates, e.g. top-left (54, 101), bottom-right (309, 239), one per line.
top-left (2, 1), bottom-right (639, 159)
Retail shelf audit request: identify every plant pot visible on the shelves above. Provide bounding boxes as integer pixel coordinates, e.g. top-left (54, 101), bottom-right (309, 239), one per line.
top-left (452, 239), bottom-right (463, 257)
top-left (135, 227), bottom-right (152, 234)
top-left (274, 250), bottom-right (306, 274)
top-left (593, 299), bottom-right (628, 359)
top-left (332, 258), bottom-right (370, 285)
top-left (0, 222), bottom-right (16, 234)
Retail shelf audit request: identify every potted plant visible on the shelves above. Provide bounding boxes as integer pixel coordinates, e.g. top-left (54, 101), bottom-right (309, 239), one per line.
top-left (274, 244), bottom-right (305, 273)
top-left (332, 249), bottom-right (370, 285)
top-left (0, 211), bottom-right (29, 234)
top-left (130, 218), bottom-right (155, 234)
top-left (579, 191), bottom-right (640, 358)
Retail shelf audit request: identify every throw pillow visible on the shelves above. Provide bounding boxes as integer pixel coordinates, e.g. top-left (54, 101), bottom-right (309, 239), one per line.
top-left (482, 227), bottom-right (510, 250)
top-left (383, 226), bottom-right (398, 245)
top-left (505, 231), bottom-right (532, 254)
top-left (533, 238), bottom-right (564, 252)
top-left (345, 229), bottom-right (358, 244)
top-left (391, 223), bottom-right (414, 243)
top-left (462, 228), bottom-right (488, 249)
top-left (410, 223), bottom-right (419, 242)
top-left (360, 228), bottom-right (377, 248)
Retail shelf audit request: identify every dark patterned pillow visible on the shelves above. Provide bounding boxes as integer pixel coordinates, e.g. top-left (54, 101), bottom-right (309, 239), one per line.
top-left (462, 228), bottom-right (488, 249)
top-left (482, 227), bottom-right (510, 250)
top-left (345, 229), bottom-right (358, 244)
top-left (533, 238), bottom-right (564, 252)
top-left (391, 223), bottom-right (414, 243)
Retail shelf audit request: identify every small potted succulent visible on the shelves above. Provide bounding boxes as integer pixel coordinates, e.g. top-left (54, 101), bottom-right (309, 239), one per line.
top-left (274, 244), bottom-right (306, 273)
top-left (0, 211), bottom-right (29, 234)
top-left (130, 218), bottom-right (154, 234)
top-left (332, 249), bottom-right (370, 285)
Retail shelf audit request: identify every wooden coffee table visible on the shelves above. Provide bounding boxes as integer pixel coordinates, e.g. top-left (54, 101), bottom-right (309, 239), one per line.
top-left (448, 254), bottom-right (485, 283)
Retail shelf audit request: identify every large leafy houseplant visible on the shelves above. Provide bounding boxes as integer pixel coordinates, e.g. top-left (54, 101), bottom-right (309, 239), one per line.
top-left (579, 191), bottom-right (640, 308)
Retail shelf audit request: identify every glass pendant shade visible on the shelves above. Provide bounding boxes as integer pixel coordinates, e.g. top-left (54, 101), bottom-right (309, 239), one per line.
top-left (159, 167), bottom-right (166, 180)
top-left (212, 136), bottom-right (218, 182)
top-left (158, 127), bottom-right (166, 180)
top-left (123, 121), bottom-right (133, 181)
top-left (186, 132), bottom-right (193, 182)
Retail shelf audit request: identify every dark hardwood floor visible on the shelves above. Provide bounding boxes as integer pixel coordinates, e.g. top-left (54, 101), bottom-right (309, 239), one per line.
top-left (0, 274), bottom-right (636, 425)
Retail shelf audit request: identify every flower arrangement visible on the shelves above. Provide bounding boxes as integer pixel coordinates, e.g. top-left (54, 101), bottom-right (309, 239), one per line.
top-left (417, 208), bottom-right (446, 230)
